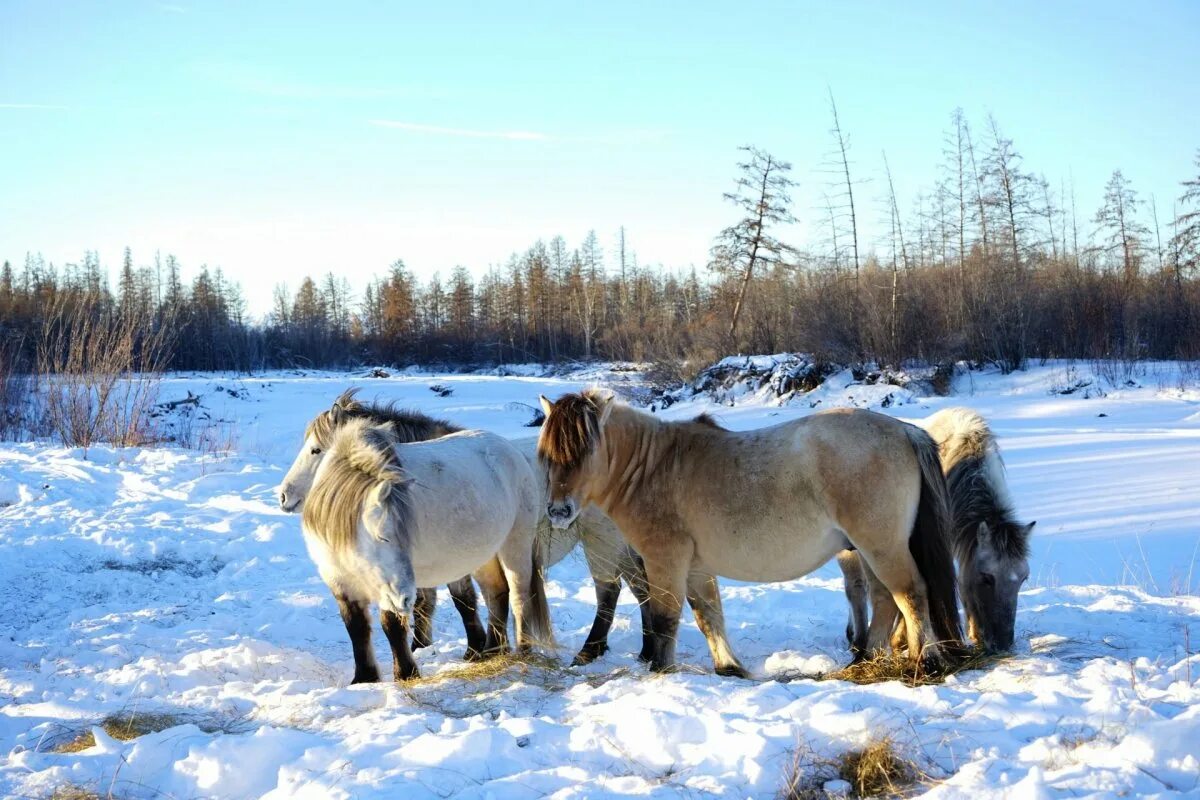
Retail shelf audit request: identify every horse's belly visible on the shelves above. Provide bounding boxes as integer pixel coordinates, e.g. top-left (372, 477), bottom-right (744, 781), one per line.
top-left (696, 523), bottom-right (845, 583)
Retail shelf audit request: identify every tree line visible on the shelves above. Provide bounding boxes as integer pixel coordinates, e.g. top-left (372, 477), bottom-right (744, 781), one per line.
top-left (2, 108), bottom-right (1199, 377)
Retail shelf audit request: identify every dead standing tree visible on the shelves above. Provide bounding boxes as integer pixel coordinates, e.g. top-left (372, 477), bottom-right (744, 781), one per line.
top-left (711, 146), bottom-right (796, 344)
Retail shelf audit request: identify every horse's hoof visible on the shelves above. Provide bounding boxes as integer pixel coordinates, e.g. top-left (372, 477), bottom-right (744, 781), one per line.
top-left (350, 670), bottom-right (381, 685)
top-left (573, 642), bottom-right (609, 666)
top-left (637, 649), bottom-right (654, 664)
top-left (411, 634), bottom-right (432, 650)
top-left (463, 647), bottom-right (484, 662)
top-left (714, 663), bottom-right (751, 679)
top-left (394, 668), bottom-right (420, 682)
top-left (649, 659), bottom-right (678, 674)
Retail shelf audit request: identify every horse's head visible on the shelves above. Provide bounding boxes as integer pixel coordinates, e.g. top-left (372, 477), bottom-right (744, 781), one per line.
top-left (961, 520), bottom-right (1034, 653)
top-left (536, 389), bottom-right (615, 529)
top-left (279, 391), bottom-right (361, 512)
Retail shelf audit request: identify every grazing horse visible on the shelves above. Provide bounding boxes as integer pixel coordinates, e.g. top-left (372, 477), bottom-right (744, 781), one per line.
top-left (282, 414), bottom-right (551, 682)
top-left (279, 390), bottom-right (492, 659)
top-left (841, 407), bottom-right (1034, 655)
top-left (537, 389), bottom-right (964, 675)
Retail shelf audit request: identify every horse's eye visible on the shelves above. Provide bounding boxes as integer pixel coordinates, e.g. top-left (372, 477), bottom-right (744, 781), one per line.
top-left (310, 448), bottom-right (322, 455)
top-left (980, 573), bottom-right (996, 587)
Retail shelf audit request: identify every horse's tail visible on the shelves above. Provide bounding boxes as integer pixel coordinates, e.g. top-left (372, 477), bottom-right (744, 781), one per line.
top-left (904, 425), bottom-right (965, 653)
top-left (526, 534), bottom-right (556, 648)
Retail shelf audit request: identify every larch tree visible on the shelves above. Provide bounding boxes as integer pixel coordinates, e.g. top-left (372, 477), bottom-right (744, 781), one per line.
top-left (711, 145), bottom-right (796, 342)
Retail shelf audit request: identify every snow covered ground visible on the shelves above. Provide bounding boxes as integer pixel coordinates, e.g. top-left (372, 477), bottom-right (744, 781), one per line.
top-left (1, 361), bottom-right (1198, 799)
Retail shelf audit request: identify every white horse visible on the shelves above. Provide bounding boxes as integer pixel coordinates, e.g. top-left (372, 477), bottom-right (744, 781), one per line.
top-left (281, 410), bottom-right (551, 682)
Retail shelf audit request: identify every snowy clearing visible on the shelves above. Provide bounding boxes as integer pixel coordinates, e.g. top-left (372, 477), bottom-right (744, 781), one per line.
top-left (1, 362), bottom-right (1199, 799)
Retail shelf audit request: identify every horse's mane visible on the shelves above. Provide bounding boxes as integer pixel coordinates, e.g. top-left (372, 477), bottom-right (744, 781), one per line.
top-left (692, 412), bottom-right (725, 429)
top-left (302, 418), bottom-right (412, 555)
top-left (538, 390), bottom-right (605, 468)
top-left (945, 452), bottom-right (1030, 562)
top-left (307, 388), bottom-right (460, 446)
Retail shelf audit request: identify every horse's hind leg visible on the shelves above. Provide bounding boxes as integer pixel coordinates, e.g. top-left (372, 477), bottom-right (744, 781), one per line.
top-left (686, 571), bottom-right (748, 678)
top-left (411, 588), bottom-right (437, 650)
top-left (857, 544), bottom-right (942, 669)
top-left (334, 592), bottom-right (381, 684)
top-left (380, 609), bottom-right (419, 681)
top-left (837, 550), bottom-right (870, 659)
top-left (473, 557), bottom-right (511, 657)
top-left (447, 576), bottom-right (488, 661)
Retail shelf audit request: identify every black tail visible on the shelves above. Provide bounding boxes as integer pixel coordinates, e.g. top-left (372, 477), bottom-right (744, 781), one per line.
top-left (905, 426), bottom-right (964, 653)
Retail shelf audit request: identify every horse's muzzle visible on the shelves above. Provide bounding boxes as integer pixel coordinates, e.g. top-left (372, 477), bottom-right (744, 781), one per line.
top-left (546, 501), bottom-right (577, 530)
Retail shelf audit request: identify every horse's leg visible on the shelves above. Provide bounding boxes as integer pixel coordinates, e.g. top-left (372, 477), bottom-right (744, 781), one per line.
top-left (334, 592), bottom-right (380, 684)
top-left (685, 571), bottom-right (748, 678)
top-left (857, 542), bottom-right (942, 669)
top-left (618, 547), bottom-right (656, 663)
top-left (447, 576), bottom-right (488, 661)
top-left (853, 557), bottom-right (902, 656)
top-left (573, 523), bottom-right (623, 665)
top-left (641, 540), bottom-right (694, 673)
top-left (837, 550), bottom-right (870, 659)
top-left (380, 608), bottom-right (420, 681)
top-left (411, 588), bottom-right (436, 650)
top-left (473, 557), bottom-right (510, 657)
top-left (574, 578), bottom-right (621, 665)
top-left (495, 529), bottom-right (540, 654)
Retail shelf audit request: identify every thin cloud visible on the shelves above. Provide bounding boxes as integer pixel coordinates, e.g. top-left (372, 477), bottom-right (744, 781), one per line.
top-left (370, 120), bottom-right (550, 142)
top-left (0, 103), bottom-right (68, 110)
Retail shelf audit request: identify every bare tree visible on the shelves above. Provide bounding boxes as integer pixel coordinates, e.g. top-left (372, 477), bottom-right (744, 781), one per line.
top-left (1094, 169), bottom-right (1149, 283)
top-left (710, 146), bottom-right (796, 342)
top-left (1171, 149), bottom-right (1200, 276)
top-left (825, 89), bottom-right (863, 287)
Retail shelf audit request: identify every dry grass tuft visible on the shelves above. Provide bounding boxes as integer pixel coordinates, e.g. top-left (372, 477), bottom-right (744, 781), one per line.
top-left (794, 650), bottom-right (1003, 688)
top-left (48, 709), bottom-right (249, 753)
top-left (779, 737), bottom-right (924, 798)
top-left (48, 785), bottom-right (106, 800)
top-left (838, 739), bottom-right (918, 797)
top-left (412, 652), bottom-right (566, 688)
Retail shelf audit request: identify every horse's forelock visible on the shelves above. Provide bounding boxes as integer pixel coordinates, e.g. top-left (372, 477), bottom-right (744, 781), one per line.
top-left (539, 393), bottom-right (601, 468)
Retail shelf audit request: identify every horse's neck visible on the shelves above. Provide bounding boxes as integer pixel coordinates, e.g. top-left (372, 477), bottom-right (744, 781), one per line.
top-left (594, 409), bottom-right (683, 518)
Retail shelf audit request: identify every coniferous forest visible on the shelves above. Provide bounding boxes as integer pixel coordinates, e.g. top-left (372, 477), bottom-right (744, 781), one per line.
top-left (3, 112), bottom-right (1199, 378)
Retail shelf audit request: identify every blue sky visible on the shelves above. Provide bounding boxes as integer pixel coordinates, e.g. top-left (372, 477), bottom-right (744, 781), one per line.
top-left (3, 1), bottom-right (1198, 314)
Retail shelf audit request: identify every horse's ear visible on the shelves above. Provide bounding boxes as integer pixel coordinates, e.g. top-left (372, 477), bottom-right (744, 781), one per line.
top-left (977, 521), bottom-right (993, 544)
top-left (330, 400), bottom-right (346, 426)
top-left (1022, 521), bottom-right (1037, 536)
top-left (594, 391), bottom-right (615, 428)
top-left (539, 395), bottom-right (554, 418)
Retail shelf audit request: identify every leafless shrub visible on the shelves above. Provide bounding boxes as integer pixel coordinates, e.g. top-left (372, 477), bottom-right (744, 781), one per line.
top-left (37, 293), bottom-right (177, 451)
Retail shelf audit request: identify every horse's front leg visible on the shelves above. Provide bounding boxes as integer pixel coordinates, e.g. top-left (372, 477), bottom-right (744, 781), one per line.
top-left (685, 571), bottom-right (748, 678)
top-left (573, 578), bottom-right (621, 665)
top-left (411, 588), bottom-right (437, 650)
top-left (380, 608), bottom-right (419, 680)
top-left (447, 575), bottom-right (488, 661)
top-left (334, 592), bottom-right (381, 684)
top-left (641, 540), bottom-right (694, 673)
top-left (618, 548), bottom-right (656, 663)
top-left (573, 527), bottom-right (625, 665)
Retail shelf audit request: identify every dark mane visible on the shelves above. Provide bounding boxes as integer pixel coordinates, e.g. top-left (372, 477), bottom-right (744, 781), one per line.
top-left (947, 456), bottom-right (1030, 561)
top-left (691, 412), bottom-right (724, 429)
top-left (538, 391), bottom-right (602, 468)
top-left (307, 388), bottom-right (461, 446)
